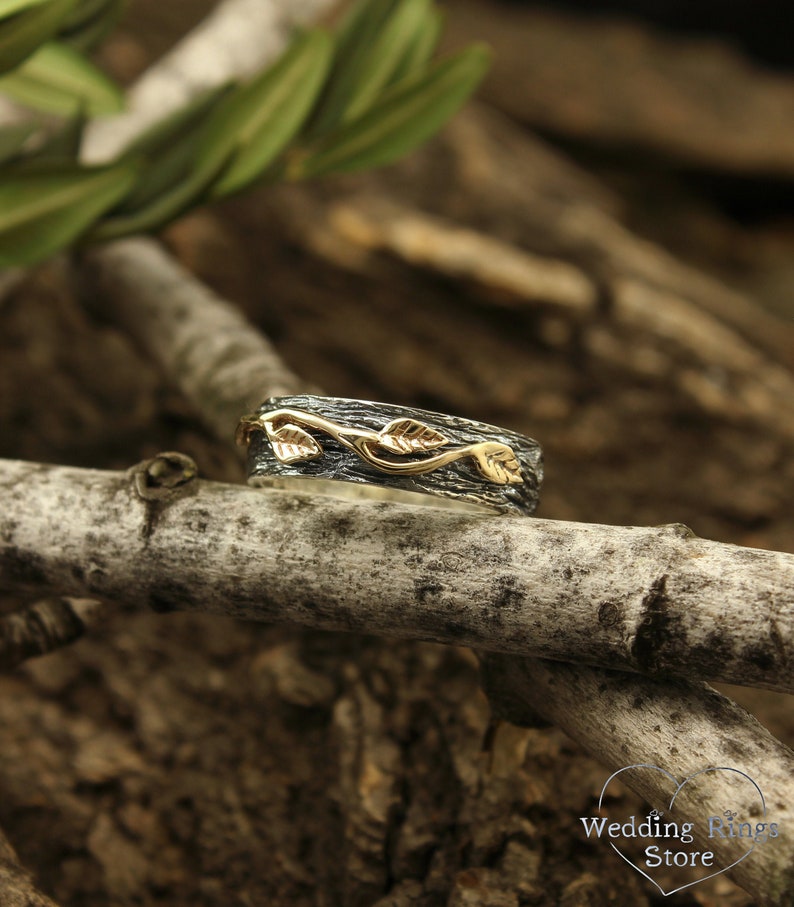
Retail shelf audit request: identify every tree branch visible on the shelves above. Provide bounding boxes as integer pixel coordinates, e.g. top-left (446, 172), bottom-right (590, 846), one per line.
top-left (0, 456), bottom-right (791, 694)
top-left (2, 455), bottom-right (793, 900)
top-left (82, 239), bottom-right (307, 442)
top-left (320, 195), bottom-right (598, 314)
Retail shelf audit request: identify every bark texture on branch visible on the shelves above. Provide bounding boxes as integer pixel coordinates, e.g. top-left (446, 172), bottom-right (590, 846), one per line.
top-left (479, 654), bottom-right (794, 905)
top-left (82, 240), bottom-right (306, 443)
top-left (1, 458), bottom-right (792, 693)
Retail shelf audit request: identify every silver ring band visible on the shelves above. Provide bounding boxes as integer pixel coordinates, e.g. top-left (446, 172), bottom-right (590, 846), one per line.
top-left (237, 395), bottom-right (543, 515)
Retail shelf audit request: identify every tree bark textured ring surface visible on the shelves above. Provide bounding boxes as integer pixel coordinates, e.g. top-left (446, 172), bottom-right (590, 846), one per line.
top-left (237, 395), bottom-right (544, 514)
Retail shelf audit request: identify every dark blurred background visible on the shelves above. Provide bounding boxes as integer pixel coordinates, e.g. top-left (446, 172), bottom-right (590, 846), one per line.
top-left (505, 0), bottom-right (794, 68)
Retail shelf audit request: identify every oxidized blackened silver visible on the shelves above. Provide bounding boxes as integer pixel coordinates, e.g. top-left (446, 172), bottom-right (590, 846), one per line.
top-left (237, 395), bottom-right (543, 515)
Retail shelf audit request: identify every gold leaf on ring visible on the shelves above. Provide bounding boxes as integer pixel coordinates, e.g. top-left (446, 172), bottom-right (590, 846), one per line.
top-left (235, 414), bottom-right (262, 446)
top-left (377, 418), bottom-right (449, 454)
top-left (266, 422), bottom-right (323, 463)
top-left (471, 442), bottom-right (524, 485)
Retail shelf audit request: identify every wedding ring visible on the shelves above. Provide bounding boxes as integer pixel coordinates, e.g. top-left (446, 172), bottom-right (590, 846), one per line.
top-left (237, 395), bottom-right (543, 515)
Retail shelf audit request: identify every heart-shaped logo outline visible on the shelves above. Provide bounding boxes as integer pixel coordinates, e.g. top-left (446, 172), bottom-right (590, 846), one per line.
top-left (597, 763), bottom-right (766, 897)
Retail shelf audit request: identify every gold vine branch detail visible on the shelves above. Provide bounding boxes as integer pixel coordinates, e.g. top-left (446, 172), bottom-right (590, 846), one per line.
top-left (236, 409), bottom-right (524, 485)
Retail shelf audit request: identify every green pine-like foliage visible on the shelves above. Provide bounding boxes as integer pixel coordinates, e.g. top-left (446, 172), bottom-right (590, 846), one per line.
top-left (0, 0), bottom-right (490, 267)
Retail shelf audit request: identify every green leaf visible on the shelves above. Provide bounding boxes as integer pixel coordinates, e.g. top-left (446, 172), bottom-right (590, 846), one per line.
top-left (92, 30), bottom-right (334, 236)
top-left (0, 158), bottom-right (138, 266)
top-left (305, 0), bottom-right (410, 136)
top-left (333, 0), bottom-right (399, 54)
top-left (122, 82), bottom-right (231, 160)
top-left (60, 0), bottom-right (123, 51)
top-left (62, 0), bottom-right (113, 29)
top-left (326, 0), bottom-right (400, 89)
top-left (0, 40), bottom-right (122, 114)
top-left (114, 83), bottom-right (233, 215)
top-left (0, 0), bottom-right (50, 18)
top-left (336, 0), bottom-right (432, 123)
top-left (0, 0), bottom-right (76, 74)
top-left (32, 106), bottom-right (84, 160)
top-left (196, 27), bottom-right (332, 198)
top-left (0, 110), bottom-right (85, 172)
top-left (387, 5), bottom-right (442, 85)
top-left (291, 44), bottom-right (490, 179)
top-left (86, 147), bottom-right (228, 242)
top-left (0, 121), bottom-right (36, 164)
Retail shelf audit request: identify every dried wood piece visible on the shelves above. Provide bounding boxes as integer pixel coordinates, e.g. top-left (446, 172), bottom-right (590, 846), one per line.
top-left (333, 679), bottom-right (402, 902)
top-left (605, 275), bottom-right (794, 438)
top-left (326, 198), bottom-right (597, 314)
top-left (1, 458), bottom-right (792, 694)
top-left (0, 597), bottom-right (107, 671)
top-left (441, 105), bottom-right (794, 370)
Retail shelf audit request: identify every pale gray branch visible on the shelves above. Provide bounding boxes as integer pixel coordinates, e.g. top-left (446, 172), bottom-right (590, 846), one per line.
top-left (82, 239), bottom-right (306, 442)
top-left (2, 457), bottom-right (793, 901)
top-left (0, 457), bottom-right (791, 694)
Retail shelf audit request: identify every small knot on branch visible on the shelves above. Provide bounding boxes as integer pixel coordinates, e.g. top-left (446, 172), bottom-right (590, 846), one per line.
top-left (658, 522), bottom-right (698, 540)
top-left (130, 452), bottom-right (198, 502)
